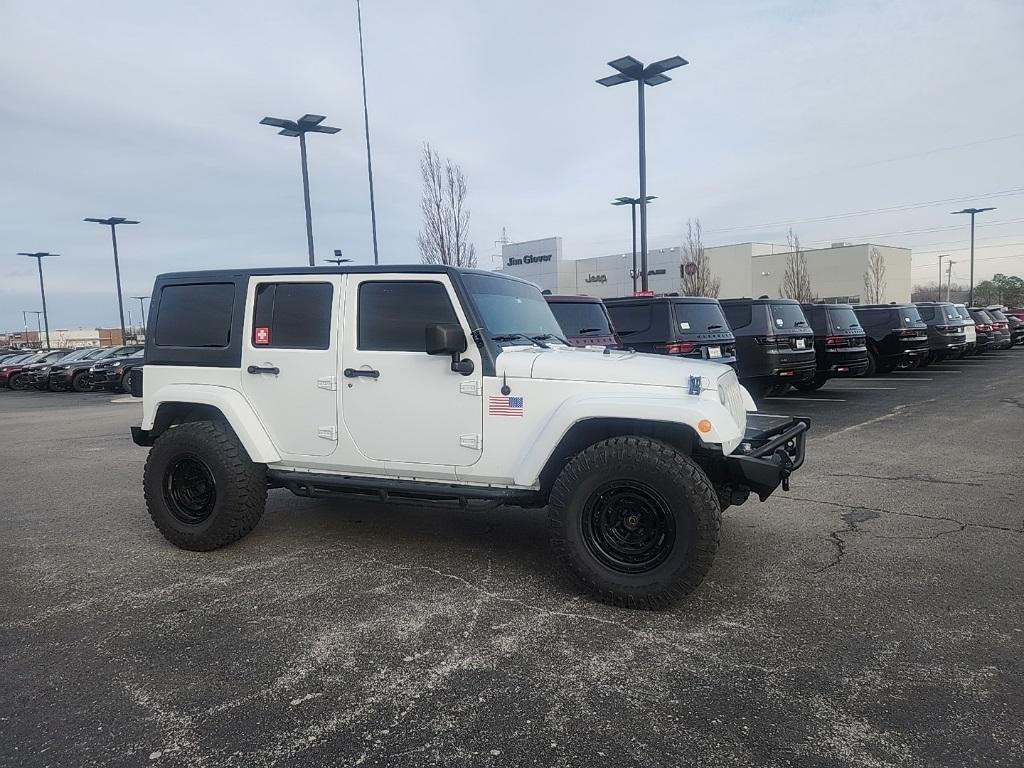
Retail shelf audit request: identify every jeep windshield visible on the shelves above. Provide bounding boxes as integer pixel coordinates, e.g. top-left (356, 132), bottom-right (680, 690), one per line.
top-left (462, 273), bottom-right (567, 345)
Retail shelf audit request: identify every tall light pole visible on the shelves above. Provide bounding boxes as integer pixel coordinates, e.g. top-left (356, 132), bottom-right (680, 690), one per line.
top-left (130, 295), bottom-right (149, 337)
top-left (17, 253), bottom-right (55, 349)
top-left (946, 260), bottom-right (956, 302)
top-left (260, 114), bottom-right (341, 266)
top-left (612, 196), bottom-right (657, 293)
top-left (356, 0), bottom-right (380, 264)
top-left (598, 54), bottom-right (687, 292)
top-left (84, 217), bottom-right (138, 342)
top-left (937, 254), bottom-right (945, 298)
top-left (951, 207), bottom-right (995, 307)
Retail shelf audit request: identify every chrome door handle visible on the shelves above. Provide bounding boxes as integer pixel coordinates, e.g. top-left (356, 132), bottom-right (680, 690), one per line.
top-left (343, 368), bottom-right (380, 379)
top-left (247, 365), bottom-right (280, 375)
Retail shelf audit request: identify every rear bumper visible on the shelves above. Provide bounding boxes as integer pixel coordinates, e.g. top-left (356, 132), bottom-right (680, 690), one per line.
top-left (723, 414), bottom-right (810, 502)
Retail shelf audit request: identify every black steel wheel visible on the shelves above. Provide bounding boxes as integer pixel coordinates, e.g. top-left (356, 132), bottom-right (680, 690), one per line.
top-left (548, 437), bottom-right (720, 609)
top-left (144, 421), bottom-right (266, 551)
top-left (9, 373), bottom-right (28, 391)
top-left (163, 454), bottom-right (217, 525)
top-left (581, 480), bottom-right (676, 574)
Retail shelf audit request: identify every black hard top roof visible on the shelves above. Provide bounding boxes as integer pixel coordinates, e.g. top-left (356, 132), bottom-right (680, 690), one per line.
top-left (853, 303), bottom-right (917, 309)
top-left (719, 297), bottom-right (802, 305)
top-left (544, 294), bottom-right (606, 303)
top-left (801, 302), bottom-right (855, 309)
top-left (154, 264), bottom-right (533, 285)
top-left (604, 295), bottom-right (720, 304)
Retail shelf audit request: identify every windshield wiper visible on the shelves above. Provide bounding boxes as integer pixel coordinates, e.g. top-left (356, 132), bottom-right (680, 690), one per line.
top-left (576, 327), bottom-right (604, 334)
top-left (491, 333), bottom-right (549, 349)
top-left (794, 320), bottom-right (808, 327)
top-left (532, 333), bottom-right (571, 346)
top-left (707, 324), bottom-right (724, 330)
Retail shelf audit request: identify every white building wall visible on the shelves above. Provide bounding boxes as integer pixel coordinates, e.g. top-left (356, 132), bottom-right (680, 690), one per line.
top-left (751, 244), bottom-right (912, 303)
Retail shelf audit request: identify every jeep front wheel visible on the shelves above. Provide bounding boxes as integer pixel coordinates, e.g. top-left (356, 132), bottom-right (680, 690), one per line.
top-left (143, 421), bottom-right (266, 551)
top-left (548, 437), bottom-right (720, 609)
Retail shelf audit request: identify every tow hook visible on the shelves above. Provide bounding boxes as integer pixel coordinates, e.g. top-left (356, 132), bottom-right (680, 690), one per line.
top-left (773, 447), bottom-right (794, 491)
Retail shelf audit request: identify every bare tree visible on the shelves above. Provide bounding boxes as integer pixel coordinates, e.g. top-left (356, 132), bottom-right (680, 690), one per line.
top-left (680, 218), bottom-right (721, 297)
top-left (862, 247), bottom-right (887, 303)
top-left (416, 142), bottom-right (476, 267)
top-left (779, 229), bottom-right (815, 302)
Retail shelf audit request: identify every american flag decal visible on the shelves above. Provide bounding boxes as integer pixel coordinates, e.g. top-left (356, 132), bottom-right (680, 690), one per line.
top-left (489, 395), bottom-right (524, 416)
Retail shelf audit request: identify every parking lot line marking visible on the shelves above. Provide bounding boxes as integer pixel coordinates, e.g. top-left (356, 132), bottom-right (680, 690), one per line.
top-left (828, 386), bottom-right (897, 390)
top-left (857, 378), bottom-right (932, 382)
top-left (766, 396), bottom-right (847, 402)
top-left (906, 370), bottom-right (961, 374)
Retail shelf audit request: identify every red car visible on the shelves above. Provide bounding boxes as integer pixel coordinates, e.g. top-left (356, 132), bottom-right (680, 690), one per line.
top-left (544, 295), bottom-right (621, 348)
top-left (0, 350), bottom-right (65, 389)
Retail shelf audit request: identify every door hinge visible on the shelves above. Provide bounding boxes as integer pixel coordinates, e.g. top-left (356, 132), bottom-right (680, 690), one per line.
top-left (459, 433), bottom-right (482, 450)
top-left (317, 375), bottom-right (337, 391)
top-left (459, 380), bottom-right (481, 396)
top-left (317, 426), bottom-right (338, 441)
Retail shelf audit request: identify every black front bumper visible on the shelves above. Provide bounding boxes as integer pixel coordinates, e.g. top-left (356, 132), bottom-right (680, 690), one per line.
top-left (723, 414), bottom-right (810, 501)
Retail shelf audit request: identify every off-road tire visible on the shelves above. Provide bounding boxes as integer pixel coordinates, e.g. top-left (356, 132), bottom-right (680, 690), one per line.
top-left (144, 421), bottom-right (266, 551)
top-left (548, 437), bottom-right (720, 610)
top-left (71, 371), bottom-right (92, 393)
top-left (793, 375), bottom-right (827, 391)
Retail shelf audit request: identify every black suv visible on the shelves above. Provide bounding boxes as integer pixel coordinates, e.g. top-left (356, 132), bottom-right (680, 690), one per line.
top-left (967, 308), bottom-right (997, 353)
top-left (605, 296), bottom-right (737, 366)
top-left (49, 345), bottom-right (144, 391)
top-left (719, 298), bottom-right (815, 396)
top-left (796, 303), bottom-right (869, 390)
top-left (914, 302), bottom-right (968, 365)
top-left (851, 304), bottom-right (929, 373)
top-left (984, 307), bottom-right (1014, 349)
top-left (544, 295), bottom-right (620, 347)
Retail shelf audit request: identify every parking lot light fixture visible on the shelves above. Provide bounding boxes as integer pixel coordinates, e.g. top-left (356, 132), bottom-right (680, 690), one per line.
top-left (598, 54), bottom-right (687, 291)
top-left (16, 252), bottom-right (56, 349)
top-left (84, 217), bottom-right (139, 344)
top-left (612, 196), bottom-right (657, 293)
top-left (326, 249), bottom-right (352, 266)
top-left (260, 114), bottom-right (341, 267)
top-left (951, 207), bottom-right (995, 307)
top-left (130, 295), bottom-right (149, 337)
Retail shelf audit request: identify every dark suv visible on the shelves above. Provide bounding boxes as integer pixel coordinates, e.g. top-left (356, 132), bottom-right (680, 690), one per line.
top-left (719, 298), bottom-right (815, 396)
top-left (544, 295), bottom-right (620, 347)
top-left (851, 304), bottom-right (929, 373)
top-left (49, 345), bottom-right (144, 391)
top-left (984, 307), bottom-right (1014, 349)
top-left (605, 296), bottom-right (736, 366)
top-left (796, 303), bottom-right (869, 390)
top-left (914, 302), bottom-right (968, 365)
top-left (967, 308), bottom-right (997, 353)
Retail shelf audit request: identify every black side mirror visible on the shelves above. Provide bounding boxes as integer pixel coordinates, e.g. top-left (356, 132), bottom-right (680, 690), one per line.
top-left (424, 323), bottom-right (474, 376)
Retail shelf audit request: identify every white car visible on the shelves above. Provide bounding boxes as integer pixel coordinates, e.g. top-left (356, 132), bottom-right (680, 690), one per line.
top-left (131, 266), bottom-right (809, 608)
top-left (953, 303), bottom-right (977, 356)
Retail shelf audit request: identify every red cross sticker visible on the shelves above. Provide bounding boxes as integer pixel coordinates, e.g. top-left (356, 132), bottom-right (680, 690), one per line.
top-left (254, 326), bottom-right (270, 345)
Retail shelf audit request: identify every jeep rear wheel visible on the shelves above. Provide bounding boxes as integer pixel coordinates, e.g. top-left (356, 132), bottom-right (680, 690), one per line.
top-left (548, 437), bottom-right (720, 609)
top-left (144, 421), bottom-right (266, 551)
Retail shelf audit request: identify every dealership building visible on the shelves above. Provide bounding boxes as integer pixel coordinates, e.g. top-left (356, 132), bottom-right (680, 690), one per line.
top-left (497, 236), bottom-right (912, 304)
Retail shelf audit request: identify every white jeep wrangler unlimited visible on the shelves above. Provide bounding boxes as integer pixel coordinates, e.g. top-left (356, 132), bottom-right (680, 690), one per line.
top-left (131, 266), bottom-right (809, 609)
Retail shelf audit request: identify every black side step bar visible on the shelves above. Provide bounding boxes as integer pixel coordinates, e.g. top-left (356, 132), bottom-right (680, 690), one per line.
top-left (266, 470), bottom-right (543, 507)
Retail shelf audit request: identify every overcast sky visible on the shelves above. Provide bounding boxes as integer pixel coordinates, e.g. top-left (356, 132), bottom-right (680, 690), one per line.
top-left (2, 0), bottom-right (1023, 331)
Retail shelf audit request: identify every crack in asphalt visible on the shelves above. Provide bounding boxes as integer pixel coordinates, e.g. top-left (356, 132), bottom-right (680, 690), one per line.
top-left (814, 508), bottom-right (880, 574)
top-left (829, 472), bottom-right (982, 487)
top-left (789, 495), bottom-right (1023, 536)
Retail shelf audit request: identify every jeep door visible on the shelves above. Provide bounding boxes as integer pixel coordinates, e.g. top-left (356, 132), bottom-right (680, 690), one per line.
top-left (340, 274), bottom-right (483, 467)
top-left (240, 276), bottom-right (340, 458)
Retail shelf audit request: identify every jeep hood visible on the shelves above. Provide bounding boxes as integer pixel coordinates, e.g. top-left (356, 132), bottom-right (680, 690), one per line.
top-left (497, 346), bottom-right (731, 388)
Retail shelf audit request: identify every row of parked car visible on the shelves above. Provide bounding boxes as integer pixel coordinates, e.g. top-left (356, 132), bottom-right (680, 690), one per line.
top-left (543, 294), bottom-right (1024, 397)
top-left (0, 344), bottom-right (145, 393)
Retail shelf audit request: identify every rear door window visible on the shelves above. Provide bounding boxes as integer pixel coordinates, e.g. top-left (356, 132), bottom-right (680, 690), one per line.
top-left (671, 302), bottom-right (729, 333)
top-left (769, 303), bottom-right (809, 330)
top-left (252, 282), bottom-right (333, 349)
top-left (155, 283), bottom-right (235, 348)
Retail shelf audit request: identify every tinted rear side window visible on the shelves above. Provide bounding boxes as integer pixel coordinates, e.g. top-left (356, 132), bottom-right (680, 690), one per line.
top-left (721, 303), bottom-right (752, 329)
top-left (155, 283), bottom-right (234, 347)
top-left (358, 281), bottom-right (458, 351)
top-left (606, 304), bottom-right (653, 337)
top-left (548, 302), bottom-right (613, 337)
top-left (769, 303), bottom-right (808, 329)
top-left (252, 282), bottom-right (333, 349)
top-left (672, 302), bottom-right (729, 333)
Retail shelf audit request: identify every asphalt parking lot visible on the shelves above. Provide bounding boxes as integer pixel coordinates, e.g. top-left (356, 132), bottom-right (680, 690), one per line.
top-left (2, 352), bottom-right (1022, 768)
